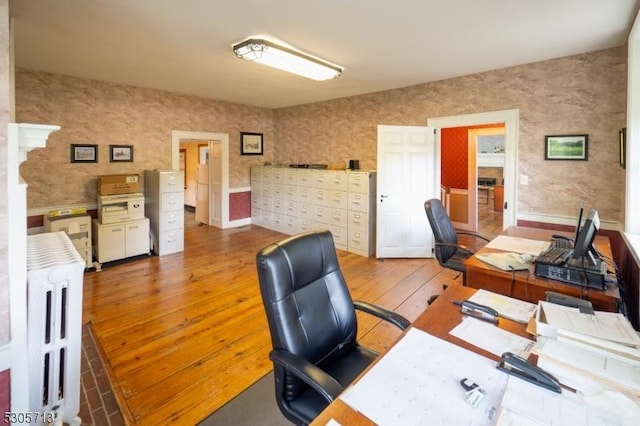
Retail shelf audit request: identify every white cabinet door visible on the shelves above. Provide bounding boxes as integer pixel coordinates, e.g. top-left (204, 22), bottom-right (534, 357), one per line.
top-left (125, 218), bottom-right (150, 257)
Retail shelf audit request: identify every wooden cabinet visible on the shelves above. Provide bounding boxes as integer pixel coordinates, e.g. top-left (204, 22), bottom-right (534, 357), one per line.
top-left (251, 166), bottom-right (376, 256)
top-left (494, 185), bottom-right (504, 212)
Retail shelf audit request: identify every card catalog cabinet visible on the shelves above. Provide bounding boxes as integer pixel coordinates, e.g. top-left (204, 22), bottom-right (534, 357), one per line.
top-left (145, 170), bottom-right (185, 255)
top-left (251, 166), bottom-right (376, 256)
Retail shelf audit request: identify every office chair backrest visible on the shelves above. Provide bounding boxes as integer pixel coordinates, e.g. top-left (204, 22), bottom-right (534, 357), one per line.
top-left (256, 230), bottom-right (358, 399)
top-left (424, 198), bottom-right (459, 263)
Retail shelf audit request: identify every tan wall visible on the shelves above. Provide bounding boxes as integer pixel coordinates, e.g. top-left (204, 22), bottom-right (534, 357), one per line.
top-left (14, 47), bottom-right (627, 224)
top-left (274, 47), bottom-right (627, 223)
top-left (1, 0), bottom-right (10, 345)
top-left (15, 71), bottom-right (275, 210)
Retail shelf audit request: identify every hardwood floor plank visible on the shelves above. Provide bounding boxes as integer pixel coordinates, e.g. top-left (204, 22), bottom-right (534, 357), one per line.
top-left (81, 208), bottom-right (497, 424)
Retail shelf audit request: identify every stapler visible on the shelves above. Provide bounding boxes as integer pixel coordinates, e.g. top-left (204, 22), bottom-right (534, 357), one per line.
top-left (497, 352), bottom-right (562, 393)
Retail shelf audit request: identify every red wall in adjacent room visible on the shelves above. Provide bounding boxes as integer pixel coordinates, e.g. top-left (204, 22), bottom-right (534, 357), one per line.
top-left (441, 123), bottom-right (503, 190)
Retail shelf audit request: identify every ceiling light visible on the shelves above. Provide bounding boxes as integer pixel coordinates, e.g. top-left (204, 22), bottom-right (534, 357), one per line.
top-left (232, 38), bottom-right (342, 81)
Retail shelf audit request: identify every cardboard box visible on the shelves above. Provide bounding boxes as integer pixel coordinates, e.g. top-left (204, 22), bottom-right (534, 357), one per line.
top-left (98, 174), bottom-right (141, 195)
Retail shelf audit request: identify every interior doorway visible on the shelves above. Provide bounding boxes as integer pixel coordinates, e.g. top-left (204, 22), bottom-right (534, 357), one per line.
top-left (171, 130), bottom-right (230, 229)
top-left (428, 109), bottom-right (518, 231)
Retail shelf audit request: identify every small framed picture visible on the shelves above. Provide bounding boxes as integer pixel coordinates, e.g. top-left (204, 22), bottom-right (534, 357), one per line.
top-left (70, 144), bottom-right (98, 163)
top-left (241, 132), bottom-right (263, 155)
top-left (110, 144), bottom-right (134, 162)
top-left (544, 134), bottom-right (588, 161)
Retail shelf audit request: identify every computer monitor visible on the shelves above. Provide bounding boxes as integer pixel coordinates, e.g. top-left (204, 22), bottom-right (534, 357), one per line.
top-left (571, 209), bottom-right (600, 266)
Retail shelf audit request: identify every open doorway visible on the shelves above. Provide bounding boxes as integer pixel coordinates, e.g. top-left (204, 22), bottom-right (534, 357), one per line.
top-left (428, 109), bottom-right (518, 233)
top-left (171, 130), bottom-right (230, 229)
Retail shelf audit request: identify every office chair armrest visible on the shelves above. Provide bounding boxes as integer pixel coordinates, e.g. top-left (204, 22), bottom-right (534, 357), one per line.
top-left (269, 349), bottom-right (344, 403)
top-left (456, 231), bottom-right (490, 242)
top-left (435, 241), bottom-right (476, 255)
top-left (353, 300), bottom-right (411, 330)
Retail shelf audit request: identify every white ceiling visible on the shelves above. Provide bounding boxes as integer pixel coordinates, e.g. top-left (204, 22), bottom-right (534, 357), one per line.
top-left (9, 0), bottom-right (640, 109)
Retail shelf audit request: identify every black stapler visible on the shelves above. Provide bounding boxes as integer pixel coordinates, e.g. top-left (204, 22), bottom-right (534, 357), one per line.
top-left (497, 352), bottom-right (562, 393)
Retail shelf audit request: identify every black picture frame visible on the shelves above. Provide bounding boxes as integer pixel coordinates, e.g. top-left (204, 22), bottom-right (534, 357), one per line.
top-left (544, 134), bottom-right (588, 161)
top-left (70, 144), bottom-right (98, 163)
top-left (620, 128), bottom-right (626, 169)
top-left (110, 144), bottom-right (134, 162)
top-left (241, 132), bottom-right (263, 155)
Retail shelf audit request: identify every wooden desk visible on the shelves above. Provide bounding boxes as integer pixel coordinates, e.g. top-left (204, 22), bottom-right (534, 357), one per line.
top-left (310, 285), bottom-right (532, 425)
top-left (465, 227), bottom-right (620, 312)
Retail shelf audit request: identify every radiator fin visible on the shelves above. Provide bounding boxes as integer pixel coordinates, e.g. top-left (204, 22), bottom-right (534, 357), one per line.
top-left (27, 232), bottom-right (85, 425)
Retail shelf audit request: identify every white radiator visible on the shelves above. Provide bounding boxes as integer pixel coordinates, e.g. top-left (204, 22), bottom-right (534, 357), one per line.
top-left (27, 232), bottom-right (85, 426)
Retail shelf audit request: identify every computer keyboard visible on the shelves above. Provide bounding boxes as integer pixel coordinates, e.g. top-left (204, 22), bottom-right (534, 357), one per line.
top-left (536, 247), bottom-right (573, 266)
top-left (550, 238), bottom-right (573, 249)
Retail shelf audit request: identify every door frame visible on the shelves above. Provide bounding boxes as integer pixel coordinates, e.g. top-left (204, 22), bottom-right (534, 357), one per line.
top-left (428, 109), bottom-right (518, 229)
top-left (172, 130), bottom-right (230, 228)
top-left (468, 126), bottom-right (505, 231)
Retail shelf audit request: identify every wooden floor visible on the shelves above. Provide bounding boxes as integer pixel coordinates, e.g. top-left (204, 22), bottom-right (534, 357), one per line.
top-left (82, 206), bottom-right (502, 425)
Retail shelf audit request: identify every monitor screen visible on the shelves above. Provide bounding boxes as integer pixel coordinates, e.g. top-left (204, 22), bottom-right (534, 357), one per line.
top-left (571, 209), bottom-right (599, 264)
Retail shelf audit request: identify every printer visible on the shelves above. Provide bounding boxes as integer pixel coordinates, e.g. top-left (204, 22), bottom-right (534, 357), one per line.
top-left (98, 192), bottom-right (145, 224)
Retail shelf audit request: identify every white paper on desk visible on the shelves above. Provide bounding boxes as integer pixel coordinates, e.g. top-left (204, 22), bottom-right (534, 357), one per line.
top-left (468, 289), bottom-right (537, 324)
top-left (496, 376), bottom-right (625, 426)
top-left (484, 235), bottom-right (550, 256)
top-left (339, 328), bottom-right (508, 426)
top-left (449, 317), bottom-right (536, 358)
top-left (535, 338), bottom-right (640, 396)
top-left (539, 301), bottom-right (640, 347)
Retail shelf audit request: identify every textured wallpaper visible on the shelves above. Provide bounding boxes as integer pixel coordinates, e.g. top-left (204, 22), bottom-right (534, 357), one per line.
top-left (15, 46), bottom-right (627, 224)
top-left (274, 47), bottom-right (627, 223)
top-left (15, 72), bottom-right (275, 208)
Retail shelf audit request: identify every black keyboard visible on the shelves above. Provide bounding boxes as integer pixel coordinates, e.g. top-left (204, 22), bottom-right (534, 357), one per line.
top-left (536, 247), bottom-right (573, 266)
top-left (550, 238), bottom-right (573, 249)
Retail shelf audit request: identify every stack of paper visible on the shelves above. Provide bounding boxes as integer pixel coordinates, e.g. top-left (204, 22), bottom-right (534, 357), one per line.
top-left (534, 301), bottom-right (640, 398)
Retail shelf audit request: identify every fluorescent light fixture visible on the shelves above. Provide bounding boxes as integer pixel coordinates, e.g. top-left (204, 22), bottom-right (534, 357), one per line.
top-left (232, 38), bottom-right (342, 81)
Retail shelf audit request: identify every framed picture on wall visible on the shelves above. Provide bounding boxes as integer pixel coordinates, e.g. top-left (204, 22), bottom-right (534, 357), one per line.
top-left (70, 144), bottom-right (98, 163)
top-left (110, 145), bottom-right (134, 162)
top-left (241, 132), bottom-right (263, 155)
top-left (544, 134), bottom-right (588, 160)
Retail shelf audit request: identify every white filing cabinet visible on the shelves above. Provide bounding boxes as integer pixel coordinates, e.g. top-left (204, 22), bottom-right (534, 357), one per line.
top-left (44, 214), bottom-right (93, 267)
top-left (145, 170), bottom-right (185, 255)
top-left (251, 166), bottom-right (377, 256)
top-left (92, 217), bottom-right (150, 264)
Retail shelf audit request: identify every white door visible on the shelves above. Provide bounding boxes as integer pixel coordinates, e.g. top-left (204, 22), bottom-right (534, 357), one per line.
top-left (210, 141), bottom-right (223, 228)
top-left (195, 145), bottom-right (209, 224)
top-left (195, 164), bottom-right (209, 224)
top-left (376, 125), bottom-right (439, 258)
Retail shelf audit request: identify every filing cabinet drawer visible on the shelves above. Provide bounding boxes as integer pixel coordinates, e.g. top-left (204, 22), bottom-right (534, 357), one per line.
top-left (348, 210), bottom-right (369, 232)
top-left (161, 209), bottom-right (184, 231)
top-left (161, 192), bottom-right (184, 212)
top-left (348, 229), bottom-right (372, 257)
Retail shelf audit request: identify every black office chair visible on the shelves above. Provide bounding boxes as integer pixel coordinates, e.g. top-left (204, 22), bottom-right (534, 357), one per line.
top-left (424, 198), bottom-right (490, 286)
top-left (256, 230), bottom-right (410, 425)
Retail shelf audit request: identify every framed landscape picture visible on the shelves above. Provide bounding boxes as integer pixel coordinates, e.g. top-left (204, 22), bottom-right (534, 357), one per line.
top-left (544, 134), bottom-right (588, 161)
